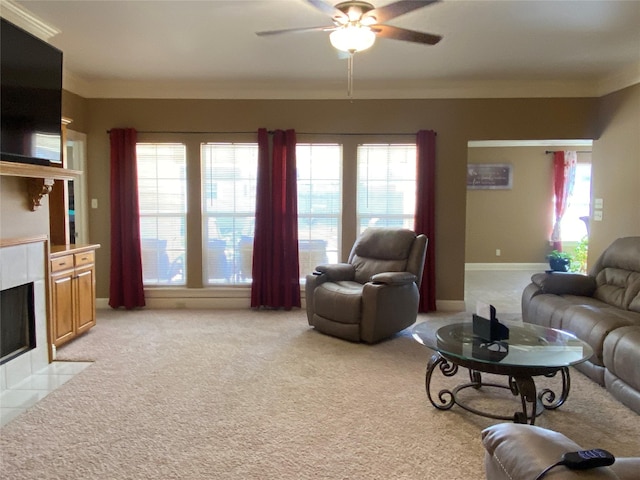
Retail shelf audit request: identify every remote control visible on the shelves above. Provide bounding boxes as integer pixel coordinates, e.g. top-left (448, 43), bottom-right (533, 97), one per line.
top-left (562, 449), bottom-right (615, 470)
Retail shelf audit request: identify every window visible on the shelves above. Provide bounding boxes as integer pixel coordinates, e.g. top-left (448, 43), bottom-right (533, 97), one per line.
top-left (561, 162), bottom-right (591, 241)
top-left (296, 144), bottom-right (342, 279)
top-left (356, 144), bottom-right (416, 233)
top-left (137, 143), bottom-right (187, 286)
top-left (201, 143), bottom-right (258, 285)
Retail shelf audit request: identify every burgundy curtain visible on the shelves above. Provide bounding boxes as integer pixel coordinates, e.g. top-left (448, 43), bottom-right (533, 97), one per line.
top-left (414, 130), bottom-right (437, 312)
top-left (251, 129), bottom-right (273, 306)
top-left (551, 151), bottom-right (577, 251)
top-left (251, 129), bottom-right (301, 309)
top-left (108, 128), bottom-right (145, 309)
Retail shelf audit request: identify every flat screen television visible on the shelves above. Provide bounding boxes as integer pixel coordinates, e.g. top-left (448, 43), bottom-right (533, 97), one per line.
top-left (1, 18), bottom-right (63, 166)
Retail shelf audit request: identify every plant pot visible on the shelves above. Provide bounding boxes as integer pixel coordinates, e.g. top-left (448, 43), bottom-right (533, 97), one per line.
top-left (549, 257), bottom-right (570, 272)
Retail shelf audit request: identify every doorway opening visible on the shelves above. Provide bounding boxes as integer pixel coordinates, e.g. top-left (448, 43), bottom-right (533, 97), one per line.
top-left (464, 140), bottom-right (593, 314)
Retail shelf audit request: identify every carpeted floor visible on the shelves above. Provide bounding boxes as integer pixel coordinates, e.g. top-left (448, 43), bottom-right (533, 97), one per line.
top-left (1, 309), bottom-right (638, 479)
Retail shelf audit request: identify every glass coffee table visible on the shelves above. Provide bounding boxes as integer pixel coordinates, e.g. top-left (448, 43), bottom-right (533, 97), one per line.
top-left (412, 319), bottom-right (593, 424)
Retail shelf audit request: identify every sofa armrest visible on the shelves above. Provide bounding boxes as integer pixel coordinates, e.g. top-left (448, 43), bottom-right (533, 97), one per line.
top-left (482, 423), bottom-right (620, 480)
top-left (314, 263), bottom-right (355, 282)
top-left (370, 271), bottom-right (417, 285)
top-left (531, 272), bottom-right (597, 296)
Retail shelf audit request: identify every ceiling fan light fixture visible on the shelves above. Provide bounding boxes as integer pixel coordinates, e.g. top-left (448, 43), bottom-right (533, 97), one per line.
top-left (329, 24), bottom-right (376, 53)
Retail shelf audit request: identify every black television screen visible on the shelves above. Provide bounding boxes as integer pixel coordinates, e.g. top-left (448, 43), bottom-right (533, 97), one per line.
top-left (1, 18), bottom-right (63, 166)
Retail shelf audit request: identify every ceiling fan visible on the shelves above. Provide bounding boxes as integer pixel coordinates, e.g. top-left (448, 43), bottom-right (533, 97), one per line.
top-left (256, 0), bottom-right (443, 54)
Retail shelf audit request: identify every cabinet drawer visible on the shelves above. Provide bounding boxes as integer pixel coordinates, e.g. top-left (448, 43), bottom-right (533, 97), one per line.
top-left (50, 255), bottom-right (74, 273)
top-left (74, 251), bottom-right (95, 267)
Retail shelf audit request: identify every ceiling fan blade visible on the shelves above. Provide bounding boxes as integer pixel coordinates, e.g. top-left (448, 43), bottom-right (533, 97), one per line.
top-left (306, 0), bottom-right (349, 23)
top-left (256, 25), bottom-right (335, 36)
top-left (371, 24), bottom-right (442, 45)
top-left (363, 0), bottom-right (439, 24)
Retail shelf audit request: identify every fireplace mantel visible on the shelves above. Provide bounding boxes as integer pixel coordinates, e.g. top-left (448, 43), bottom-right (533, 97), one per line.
top-left (0, 161), bottom-right (82, 211)
top-left (0, 160), bottom-right (81, 180)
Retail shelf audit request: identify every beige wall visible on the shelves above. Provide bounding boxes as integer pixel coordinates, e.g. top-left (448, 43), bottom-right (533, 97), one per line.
top-left (466, 146), bottom-right (591, 263)
top-left (60, 94), bottom-right (605, 304)
top-left (590, 84), bottom-right (640, 261)
top-left (0, 177), bottom-right (51, 240)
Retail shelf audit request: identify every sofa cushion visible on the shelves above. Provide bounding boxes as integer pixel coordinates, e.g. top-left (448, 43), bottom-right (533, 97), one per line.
top-left (350, 228), bottom-right (415, 284)
top-left (594, 236), bottom-right (640, 273)
top-left (594, 268), bottom-right (640, 310)
top-left (561, 305), bottom-right (639, 365)
top-left (590, 236), bottom-right (640, 312)
top-left (353, 227), bottom-right (416, 260)
top-left (525, 294), bottom-right (608, 330)
top-left (604, 326), bottom-right (640, 394)
top-left (525, 293), bottom-right (574, 329)
top-left (351, 257), bottom-right (406, 284)
top-left (314, 281), bottom-right (363, 324)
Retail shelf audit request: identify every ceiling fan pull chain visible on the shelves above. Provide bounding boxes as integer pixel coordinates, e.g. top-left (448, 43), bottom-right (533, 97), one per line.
top-left (347, 52), bottom-right (354, 101)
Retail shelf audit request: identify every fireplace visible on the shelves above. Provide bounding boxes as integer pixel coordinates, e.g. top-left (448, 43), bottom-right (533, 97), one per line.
top-left (0, 282), bottom-right (36, 365)
top-left (0, 239), bottom-right (49, 391)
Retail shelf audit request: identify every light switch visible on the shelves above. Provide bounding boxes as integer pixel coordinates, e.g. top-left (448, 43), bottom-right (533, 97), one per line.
top-left (91, 198), bottom-right (98, 209)
top-left (594, 198), bottom-right (603, 209)
top-left (594, 210), bottom-right (603, 221)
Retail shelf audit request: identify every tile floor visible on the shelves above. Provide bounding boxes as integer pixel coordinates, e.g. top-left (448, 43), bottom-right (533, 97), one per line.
top-left (464, 268), bottom-right (538, 314)
top-left (0, 269), bottom-right (537, 428)
top-left (0, 361), bottom-right (92, 427)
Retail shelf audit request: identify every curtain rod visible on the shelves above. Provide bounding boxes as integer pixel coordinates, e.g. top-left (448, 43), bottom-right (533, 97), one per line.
top-left (545, 150), bottom-right (591, 154)
top-left (105, 129), bottom-right (426, 136)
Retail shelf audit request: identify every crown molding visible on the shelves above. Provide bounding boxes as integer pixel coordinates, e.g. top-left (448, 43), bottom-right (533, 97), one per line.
top-left (61, 70), bottom-right (639, 100)
top-left (596, 61), bottom-right (640, 97)
top-left (468, 140), bottom-right (593, 148)
top-left (0, 0), bottom-right (60, 40)
top-left (62, 75), bottom-right (605, 100)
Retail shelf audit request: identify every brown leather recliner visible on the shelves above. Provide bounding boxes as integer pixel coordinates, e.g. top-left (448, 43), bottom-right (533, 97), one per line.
top-left (305, 227), bottom-right (428, 344)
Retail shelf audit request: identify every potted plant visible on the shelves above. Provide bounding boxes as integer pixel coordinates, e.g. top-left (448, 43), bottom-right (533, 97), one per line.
top-left (548, 250), bottom-right (571, 272)
top-left (570, 237), bottom-right (589, 274)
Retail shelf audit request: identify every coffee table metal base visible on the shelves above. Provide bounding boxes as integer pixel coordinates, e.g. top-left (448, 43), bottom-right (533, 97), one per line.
top-left (425, 353), bottom-right (571, 425)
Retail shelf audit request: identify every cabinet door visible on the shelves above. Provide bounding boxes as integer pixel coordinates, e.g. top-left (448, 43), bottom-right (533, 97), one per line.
top-left (74, 266), bottom-right (96, 334)
top-left (51, 272), bottom-right (74, 347)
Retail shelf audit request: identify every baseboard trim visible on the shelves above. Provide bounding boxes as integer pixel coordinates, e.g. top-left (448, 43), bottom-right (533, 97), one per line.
top-left (98, 293), bottom-right (463, 312)
top-left (465, 263), bottom-right (547, 271)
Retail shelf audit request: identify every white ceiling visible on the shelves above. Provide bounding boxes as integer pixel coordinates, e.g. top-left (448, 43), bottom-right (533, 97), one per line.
top-left (5, 0), bottom-right (640, 99)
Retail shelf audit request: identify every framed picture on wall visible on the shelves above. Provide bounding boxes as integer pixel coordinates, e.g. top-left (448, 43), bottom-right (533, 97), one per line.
top-left (467, 164), bottom-right (513, 189)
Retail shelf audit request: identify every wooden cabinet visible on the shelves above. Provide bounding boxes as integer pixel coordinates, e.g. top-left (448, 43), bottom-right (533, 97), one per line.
top-left (49, 244), bottom-right (100, 348)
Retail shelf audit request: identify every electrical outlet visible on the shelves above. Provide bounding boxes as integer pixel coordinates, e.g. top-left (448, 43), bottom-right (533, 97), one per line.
top-left (594, 210), bottom-right (603, 221)
top-left (496, 249), bottom-right (501, 256)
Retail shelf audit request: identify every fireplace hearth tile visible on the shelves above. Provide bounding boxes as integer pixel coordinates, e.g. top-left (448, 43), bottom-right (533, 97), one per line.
top-left (4, 353), bottom-right (32, 389)
top-left (0, 388), bottom-right (48, 409)
top-left (0, 361), bottom-right (92, 427)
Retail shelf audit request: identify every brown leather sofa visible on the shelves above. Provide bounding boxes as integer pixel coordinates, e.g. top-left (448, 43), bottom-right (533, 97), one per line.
top-left (483, 423), bottom-right (640, 480)
top-left (522, 236), bottom-right (640, 414)
top-left (305, 227), bottom-right (427, 343)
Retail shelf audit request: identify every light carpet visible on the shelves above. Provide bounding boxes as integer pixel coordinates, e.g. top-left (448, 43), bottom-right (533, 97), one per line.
top-left (1, 309), bottom-right (639, 479)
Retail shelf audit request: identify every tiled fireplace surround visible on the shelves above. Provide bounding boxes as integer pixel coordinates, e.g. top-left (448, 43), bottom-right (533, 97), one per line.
top-left (0, 238), bottom-right (49, 392)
